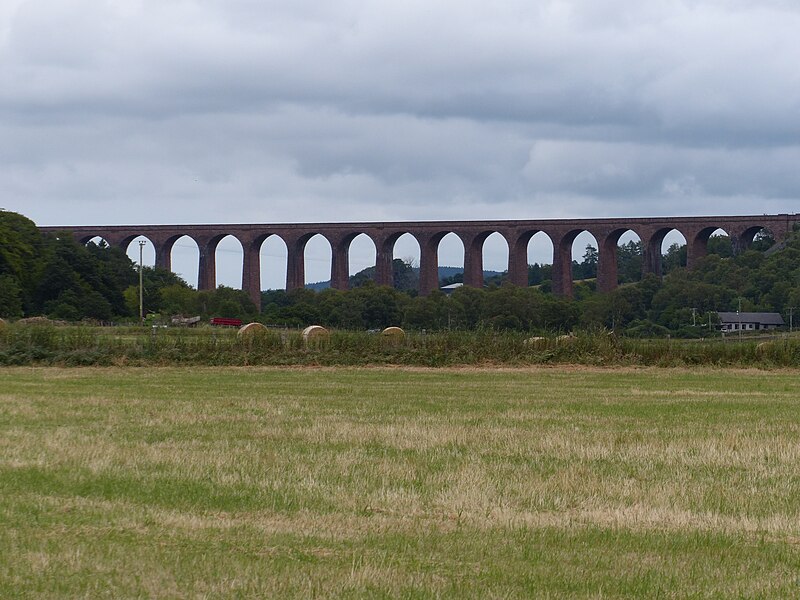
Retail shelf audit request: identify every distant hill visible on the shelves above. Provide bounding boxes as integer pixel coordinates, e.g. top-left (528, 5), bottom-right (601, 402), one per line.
top-left (305, 266), bottom-right (503, 291)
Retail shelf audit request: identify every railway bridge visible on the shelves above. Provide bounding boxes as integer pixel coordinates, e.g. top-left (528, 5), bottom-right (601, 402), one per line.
top-left (40, 214), bottom-right (800, 307)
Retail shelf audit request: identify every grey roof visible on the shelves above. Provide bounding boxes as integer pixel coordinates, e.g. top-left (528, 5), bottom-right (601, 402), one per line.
top-left (717, 312), bottom-right (785, 325)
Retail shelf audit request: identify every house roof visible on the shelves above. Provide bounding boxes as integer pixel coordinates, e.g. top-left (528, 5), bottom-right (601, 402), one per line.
top-left (717, 312), bottom-right (785, 325)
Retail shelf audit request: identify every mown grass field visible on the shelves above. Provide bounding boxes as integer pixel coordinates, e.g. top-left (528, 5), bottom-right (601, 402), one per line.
top-left (2, 366), bottom-right (800, 598)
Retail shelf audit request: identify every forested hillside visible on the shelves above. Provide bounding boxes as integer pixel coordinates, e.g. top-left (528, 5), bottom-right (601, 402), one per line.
top-left (2, 210), bottom-right (799, 336)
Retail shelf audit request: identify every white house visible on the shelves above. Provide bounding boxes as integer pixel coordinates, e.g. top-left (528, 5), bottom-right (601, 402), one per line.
top-left (717, 312), bottom-right (785, 332)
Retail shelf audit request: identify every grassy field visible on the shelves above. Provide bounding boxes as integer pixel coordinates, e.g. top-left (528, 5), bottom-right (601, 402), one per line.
top-left (2, 366), bottom-right (800, 598)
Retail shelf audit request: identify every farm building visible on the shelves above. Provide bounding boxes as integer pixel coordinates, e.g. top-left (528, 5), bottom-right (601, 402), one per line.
top-left (717, 312), bottom-right (785, 332)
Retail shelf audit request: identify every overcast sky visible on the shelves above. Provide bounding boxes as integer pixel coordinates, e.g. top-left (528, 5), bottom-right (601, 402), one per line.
top-left (2, 1), bottom-right (799, 287)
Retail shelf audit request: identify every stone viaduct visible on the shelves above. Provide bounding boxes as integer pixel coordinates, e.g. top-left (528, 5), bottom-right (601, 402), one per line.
top-left (39, 214), bottom-right (800, 308)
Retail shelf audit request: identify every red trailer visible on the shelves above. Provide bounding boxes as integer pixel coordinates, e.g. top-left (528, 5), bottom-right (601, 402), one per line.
top-left (210, 317), bottom-right (243, 328)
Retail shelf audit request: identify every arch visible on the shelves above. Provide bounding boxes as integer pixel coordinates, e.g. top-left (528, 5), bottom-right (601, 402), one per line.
top-left (212, 234), bottom-right (244, 289)
top-left (476, 231), bottom-right (509, 287)
top-left (169, 235), bottom-right (200, 289)
top-left (526, 231), bottom-right (554, 265)
top-left (552, 229), bottom-right (598, 298)
top-left (346, 233), bottom-right (377, 288)
top-left (82, 235), bottom-right (111, 248)
top-left (256, 234), bottom-right (288, 291)
top-left (645, 228), bottom-right (687, 275)
top-left (738, 225), bottom-right (776, 252)
top-left (701, 228), bottom-right (733, 258)
top-left (436, 232), bottom-right (466, 288)
top-left (528, 231), bottom-right (555, 288)
top-left (123, 235), bottom-right (156, 269)
top-left (415, 231), bottom-right (464, 294)
top-left (571, 231), bottom-right (599, 278)
top-left (381, 232), bottom-right (420, 291)
top-left (301, 233), bottom-right (333, 289)
top-left (506, 230), bottom-right (554, 288)
top-left (598, 228), bottom-right (643, 292)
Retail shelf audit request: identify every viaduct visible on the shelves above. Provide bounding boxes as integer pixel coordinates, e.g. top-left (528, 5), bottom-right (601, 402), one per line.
top-left (40, 214), bottom-right (800, 307)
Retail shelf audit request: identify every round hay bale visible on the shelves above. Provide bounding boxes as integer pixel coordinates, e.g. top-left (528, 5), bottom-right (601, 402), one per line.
top-left (302, 325), bottom-right (330, 343)
top-left (381, 326), bottom-right (405, 339)
top-left (381, 326), bottom-right (405, 346)
top-left (238, 322), bottom-right (268, 337)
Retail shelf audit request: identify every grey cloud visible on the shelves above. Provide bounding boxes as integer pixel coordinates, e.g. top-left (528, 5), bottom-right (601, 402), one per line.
top-left (523, 140), bottom-right (800, 201)
top-left (1, 0), bottom-right (799, 236)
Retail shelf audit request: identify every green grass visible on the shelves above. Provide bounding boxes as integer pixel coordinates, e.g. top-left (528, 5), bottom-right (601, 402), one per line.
top-left (2, 366), bottom-right (800, 598)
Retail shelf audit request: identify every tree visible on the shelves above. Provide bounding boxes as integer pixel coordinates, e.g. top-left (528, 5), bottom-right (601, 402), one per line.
top-left (662, 243), bottom-right (686, 274)
top-left (707, 234), bottom-right (733, 258)
top-left (528, 263), bottom-right (552, 286)
top-left (573, 245), bottom-right (598, 280)
top-left (0, 274), bottom-right (23, 318)
top-left (616, 240), bottom-right (643, 283)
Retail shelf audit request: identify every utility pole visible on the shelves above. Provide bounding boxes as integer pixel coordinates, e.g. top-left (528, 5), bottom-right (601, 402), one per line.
top-left (789, 307), bottom-right (795, 334)
top-left (139, 240), bottom-right (146, 326)
top-left (737, 297), bottom-right (742, 340)
top-left (691, 307), bottom-right (697, 327)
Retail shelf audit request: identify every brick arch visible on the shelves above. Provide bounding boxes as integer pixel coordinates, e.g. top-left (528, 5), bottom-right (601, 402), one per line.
top-left (506, 229), bottom-right (554, 287)
top-left (737, 224), bottom-right (777, 252)
top-left (153, 234), bottom-right (201, 288)
top-left (688, 226), bottom-right (730, 266)
top-left (78, 233), bottom-right (108, 245)
top-left (327, 231), bottom-right (377, 290)
top-left (375, 231), bottom-right (422, 289)
top-left (416, 230), bottom-right (464, 295)
top-left (240, 232), bottom-right (288, 304)
top-left (597, 227), bottom-right (644, 292)
top-left (284, 231), bottom-right (334, 291)
top-left (79, 233), bottom-right (128, 248)
top-left (551, 228), bottom-right (600, 298)
top-left (460, 229), bottom-right (510, 288)
top-left (643, 227), bottom-right (688, 276)
top-left (203, 233), bottom-right (245, 290)
top-left (119, 234), bottom-right (156, 270)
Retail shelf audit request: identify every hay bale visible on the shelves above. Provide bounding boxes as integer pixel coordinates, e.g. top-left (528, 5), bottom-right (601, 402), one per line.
top-left (381, 326), bottom-right (405, 339)
top-left (302, 325), bottom-right (330, 343)
top-left (381, 326), bottom-right (405, 346)
top-left (238, 322), bottom-right (268, 337)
